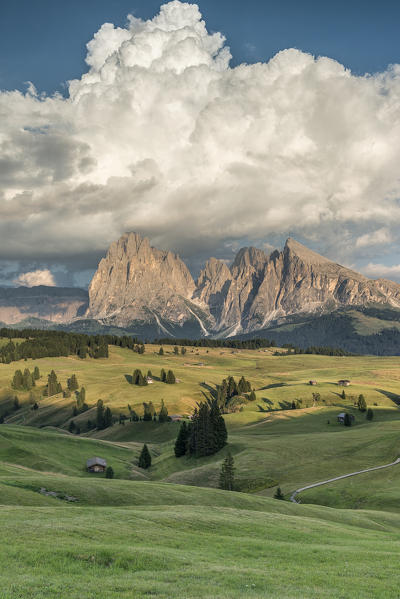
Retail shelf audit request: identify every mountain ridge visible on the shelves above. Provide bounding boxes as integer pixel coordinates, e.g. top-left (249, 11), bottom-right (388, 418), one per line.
top-left (1, 233), bottom-right (400, 344)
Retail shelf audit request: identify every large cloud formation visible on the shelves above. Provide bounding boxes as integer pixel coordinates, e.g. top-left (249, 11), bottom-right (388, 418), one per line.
top-left (1, 0), bottom-right (400, 283)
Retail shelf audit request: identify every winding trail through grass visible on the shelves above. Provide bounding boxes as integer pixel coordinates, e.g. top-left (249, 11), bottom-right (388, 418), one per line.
top-left (290, 456), bottom-right (400, 503)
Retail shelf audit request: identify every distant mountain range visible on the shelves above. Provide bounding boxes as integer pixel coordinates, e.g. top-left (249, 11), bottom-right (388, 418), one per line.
top-left (2, 232), bottom-right (400, 354)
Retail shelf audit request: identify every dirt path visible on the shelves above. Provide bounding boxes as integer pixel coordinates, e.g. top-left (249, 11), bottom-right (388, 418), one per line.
top-left (290, 457), bottom-right (400, 503)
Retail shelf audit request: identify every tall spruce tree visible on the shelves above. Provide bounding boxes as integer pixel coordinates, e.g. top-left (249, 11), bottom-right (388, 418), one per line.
top-left (158, 347), bottom-right (164, 356)
top-left (174, 421), bottom-right (189, 457)
top-left (219, 452), bottom-right (235, 490)
top-left (138, 444), bottom-right (151, 469)
top-left (274, 487), bottom-right (285, 500)
top-left (357, 394), bottom-right (367, 412)
top-left (12, 369), bottom-right (24, 390)
top-left (33, 366), bottom-right (40, 381)
top-left (68, 374), bottom-right (79, 391)
top-left (366, 408), bottom-right (374, 421)
top-left (160, 368), bottom-right (167, 382)
top-left (104, 407), bottom-right (113, 428)
top-left (344, 412), bottom-right (352, 427)
top-left (96, 399), bottom-right (105, 429)
top-left (166, 370), bottom-right (176, 384)
top-left (47, 370), bottom-right (59, 396)
top-left (158, 399), bottom-right (169, 422)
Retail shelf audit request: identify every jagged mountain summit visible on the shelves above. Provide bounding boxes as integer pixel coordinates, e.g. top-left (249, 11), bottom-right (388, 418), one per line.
top-left (86, 232), bottom-right (400, 337)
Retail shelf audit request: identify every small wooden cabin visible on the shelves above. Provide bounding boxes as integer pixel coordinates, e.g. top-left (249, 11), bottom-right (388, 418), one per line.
top-left (338, 379), bottom-right (351, 386)
top-left (86, 457), bottom-right (107, 473)
top-left (309, 380), bottom-right (317, 386)
top-left (337, 412), bottom-right (355, 424)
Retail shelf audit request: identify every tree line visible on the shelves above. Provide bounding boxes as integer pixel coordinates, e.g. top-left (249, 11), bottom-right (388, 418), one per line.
top-left (154, 338), bottom-right (276, 349)
top-left (0, 329), bottom-right (108, 364)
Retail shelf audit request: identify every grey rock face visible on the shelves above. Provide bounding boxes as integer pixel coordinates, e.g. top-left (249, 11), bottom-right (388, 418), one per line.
top-left (87, 232), bottom-right (196, 328)
top-left (87, 232), bottom-right (400, 335)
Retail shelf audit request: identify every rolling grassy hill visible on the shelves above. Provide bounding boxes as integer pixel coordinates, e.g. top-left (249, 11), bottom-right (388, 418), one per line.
top-left (2, 346), bottom-right (400, 596)
top-left (1, 345), bottom-right (400, 507)
top-left (1, 467), bottom-right (400, 598)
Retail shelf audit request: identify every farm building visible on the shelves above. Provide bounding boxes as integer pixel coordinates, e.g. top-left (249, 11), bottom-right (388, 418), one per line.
top-left (337, 413), bottom-right (355, 424)
top-left (170, 414), bottom-right (183, 422)
top-left (338, 379), bottom-right (351, 386)
top-left (86, 457), bottom-right (107, 473)
top-left (146, 376), bottom-right (154, 384)
top-left (309, 380), bottom-right (317, 386)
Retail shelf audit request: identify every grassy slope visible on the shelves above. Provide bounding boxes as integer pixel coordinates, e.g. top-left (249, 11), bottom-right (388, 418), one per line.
top-left (2, 346), bottom-right (400, 596)
top-left (2, 347), bottom-right (400, 508)
top-left (1, 476), bottom-right (400, 598)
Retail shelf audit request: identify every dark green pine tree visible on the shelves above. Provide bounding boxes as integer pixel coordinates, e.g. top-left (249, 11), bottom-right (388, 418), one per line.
top-left (77, 387), bottom-right (86, 411)
top-left (248, 390), bottom-right (256, 402)
top-left (68, 374), bottom-right (79, 391)
top-left (357, 394), bottom-right (367, 412)
top-left (174, 346), bottom-right (179, 355)
top-left (166, 370), bottom-right (176, 384)
top-left (105, 466), bottom-right (114, 479)
top-left (181, 347), bottom-right (186, 355)
top-left (68, 420), bottom-right (75, 433)
top-left (13, 396), bottom-right (20, 411)
top-left (210, 401), bottom-right (227, 452)
top-left (174, 421), bottom-right (189, 457)
top-left (274, 487), bottom-right (285, 500)
top-left (227, 376), bottom-right (238, 398)
top-left (341, 390), bottom-right (346, 400)
top-left (78, 343), bottom-right (87, 359)
top-left (132, 369), bottom-right (141, 385)
top-left (96, 399), bottom-right (105, 429)
top-left (159, 347), bottom-right (164, 356)
top-left (23, 368), bottom-right (34, 390)
top-left (344, 412), bottom-right (352, 427)
top-left (160, 368), bottom-right (167, 382)
top-left (138, 444), bottom-right (152, 469)
top-left (366, 408), bottom-right (374, 421)
top-left (238, 376), bottom-right (247, 394)
top-left (143, 402), bottom-right (153, 421)
top-left (104, 407), bottom-right (113, 428)
top-left (33, 366), bottom-right (40, 380)
top-left (47, 370), bottom-right (59, 396)
top-left (219, 452), bottom-right (235, 491)
top-left (158, 399), bottom-right (169, 423)
top-left (12, 369), bottom-right (24, 390)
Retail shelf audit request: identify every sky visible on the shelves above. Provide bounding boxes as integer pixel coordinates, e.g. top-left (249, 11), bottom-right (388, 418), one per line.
top-left (1, 0), bottom-right (400, 286)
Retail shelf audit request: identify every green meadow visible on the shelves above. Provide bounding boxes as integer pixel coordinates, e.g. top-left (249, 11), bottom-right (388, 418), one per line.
top-left (1, 344), bottom-right (400, 597)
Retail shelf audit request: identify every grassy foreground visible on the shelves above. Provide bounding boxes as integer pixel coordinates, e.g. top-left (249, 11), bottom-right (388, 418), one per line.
top-left (1, 479), bottom-right (400, 598)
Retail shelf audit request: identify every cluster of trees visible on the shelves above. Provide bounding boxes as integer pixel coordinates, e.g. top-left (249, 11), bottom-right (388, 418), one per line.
top-left (132, 369), bottom-right (148, 386)
top-left (160, 369), bottom-right (176, 384)
top-left (214, 376), bottom-right (256, 413)
top-left (11, 366), bottom-right (40, 390)
top-left (154, 338), bottom-right (276, 349)
top-left (45, 370), bottom-right (62, 397)
top-left (174, 400), bottom-right (227, 458)
top-left (280, 345), bottom-right (355, 357)
top-left (72, 387), bottom-right (89, 416)
top-left (96, 399), bottom-right (113, 430)
top-left (0, 329), bottom-right (110, 364)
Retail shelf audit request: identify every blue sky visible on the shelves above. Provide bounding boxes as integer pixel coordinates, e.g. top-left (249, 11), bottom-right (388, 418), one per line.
top-left (1, 0), bottom-right (400, 286)
top-left (1, 0), bottom-right (400, 95)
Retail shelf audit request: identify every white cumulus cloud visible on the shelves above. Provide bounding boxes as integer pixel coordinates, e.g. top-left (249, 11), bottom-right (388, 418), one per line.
top-left (14, 269), bottom-right (56, 287)
top-left (1, 0), bottom-right (400, 278)
top-left (355, 228), bottom-right (393, 248)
